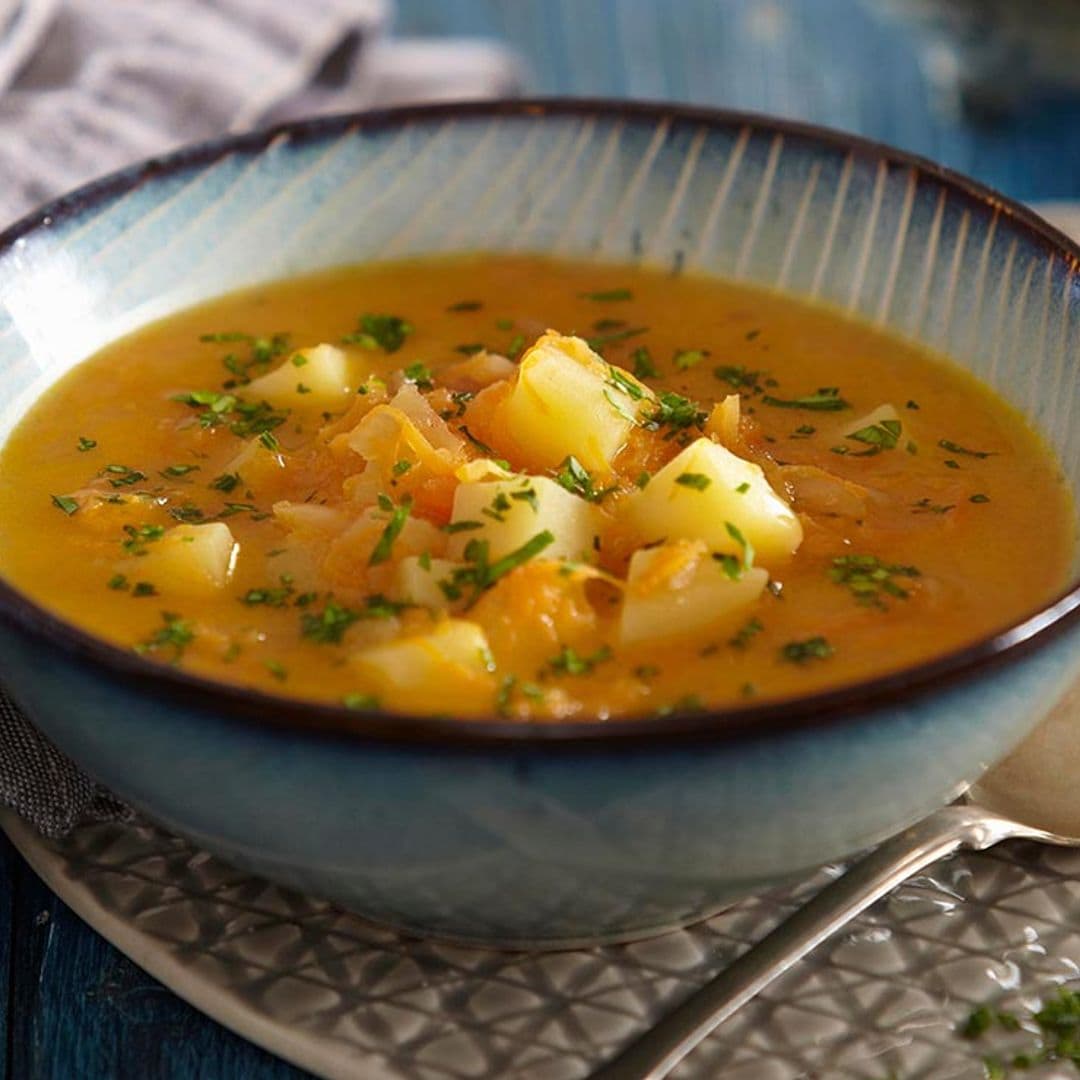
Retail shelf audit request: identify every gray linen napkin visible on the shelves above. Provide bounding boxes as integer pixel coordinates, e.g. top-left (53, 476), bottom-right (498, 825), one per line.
top-left (0, 0), bottom-right (519, 836)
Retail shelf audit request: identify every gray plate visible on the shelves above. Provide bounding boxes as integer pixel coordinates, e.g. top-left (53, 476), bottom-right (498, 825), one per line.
top-left (4, 810), bottom-right (1080, 1079)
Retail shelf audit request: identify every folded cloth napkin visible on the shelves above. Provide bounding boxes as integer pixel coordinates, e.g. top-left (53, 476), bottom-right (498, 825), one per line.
top-left (0, 0), bottom-right (519, 836)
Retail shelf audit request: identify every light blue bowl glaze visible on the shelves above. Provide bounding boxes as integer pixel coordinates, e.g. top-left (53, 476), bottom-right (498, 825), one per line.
top-left (1, 101), bottom-right (1079, 947)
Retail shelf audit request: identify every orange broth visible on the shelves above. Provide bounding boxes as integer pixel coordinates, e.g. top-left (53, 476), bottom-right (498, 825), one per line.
top-left (0, 254), bottom-right (1073, 720)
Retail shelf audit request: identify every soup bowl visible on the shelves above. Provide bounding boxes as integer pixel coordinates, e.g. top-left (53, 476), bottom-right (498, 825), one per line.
top-left (1, 100), bottom-right (1079, 947)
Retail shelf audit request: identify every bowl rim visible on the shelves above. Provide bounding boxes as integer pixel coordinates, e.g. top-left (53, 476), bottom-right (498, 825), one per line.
top-left (2, 96), bottom-right (1080, 750)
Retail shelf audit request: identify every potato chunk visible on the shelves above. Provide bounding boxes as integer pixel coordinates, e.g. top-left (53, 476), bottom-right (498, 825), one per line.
top-left (621, 437), bottom-right (802, 564)
top-left (139, 523), bottom-right (238, 595)
top-left (351, 618), bottom-right (496, 715)
top-left (497, 331), bottom-right (650, 473)
top-left (620, 541), bottom-right (768, 647)
top-left (446, 473), bottom-right (603, 563)
top-left (245, 344), bottom-right (353, 407)
top-left (395, 555), bottom-right (460, 609)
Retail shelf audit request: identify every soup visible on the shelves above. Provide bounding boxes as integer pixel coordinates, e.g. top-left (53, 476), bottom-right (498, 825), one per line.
top-left (0, 255), bottom-right (1073, 720)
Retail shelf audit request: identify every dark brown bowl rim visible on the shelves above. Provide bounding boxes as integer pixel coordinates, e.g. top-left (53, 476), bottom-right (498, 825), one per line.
top-left (1, 97), bottom-right (1079, 751)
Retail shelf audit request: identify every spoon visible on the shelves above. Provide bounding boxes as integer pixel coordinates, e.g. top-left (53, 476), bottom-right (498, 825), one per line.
top-left (592, 682), bottom-right (1080, 1080)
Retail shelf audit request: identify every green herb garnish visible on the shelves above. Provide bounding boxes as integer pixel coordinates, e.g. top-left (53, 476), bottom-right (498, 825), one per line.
top-left (161, 464), bottom-right (200, 478)
top-left (643, 390), bottom-right (708, 433)
top-left (136, 612), bottom-right (195, 661)
top-left (437, 531), bottom-right (554, 606)
top-left (829, 554), bottom-right (919, 609)
top-left (344, 313), bottom-right (413, 353)
top-left (781, 637), bottom-right (834, 663)
top-left (939, 439), bottom-right (993, 459)
top-left (673, 348), bottom-right (708, 371)
top-left (762, 388), bottom-right (851, 411)
top-left (368, 495), bottom-right (412, 566)
top-left (51, 495), bottom-right (79, 516)
top-left (77, 436), bottom-right (97, 452)
top-left (675, 472), bottom-right (711, 491)
top-left (631, 347), bottom-right (658, 380)
top-left (729, 617), bottom-right (764, 649)
top-left (847, 418), bottom-right (902, 454)
top-left (549, 644), bottom-right (613, 676)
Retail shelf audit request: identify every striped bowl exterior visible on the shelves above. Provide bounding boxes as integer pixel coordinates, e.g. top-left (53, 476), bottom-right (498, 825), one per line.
top-left (0, 101), bottom-right (1078, 944)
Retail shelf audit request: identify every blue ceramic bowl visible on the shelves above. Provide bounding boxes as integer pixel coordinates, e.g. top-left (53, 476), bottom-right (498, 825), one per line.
top-left (1, 101), bottom-right (1079, 947)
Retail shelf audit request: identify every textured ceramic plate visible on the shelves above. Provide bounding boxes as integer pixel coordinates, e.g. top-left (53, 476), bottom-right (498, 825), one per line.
top-left (4, 808), bottom-right (1080, 1079)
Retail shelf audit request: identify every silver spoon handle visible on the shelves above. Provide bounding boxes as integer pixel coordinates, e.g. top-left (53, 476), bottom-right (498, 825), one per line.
top-left (592, 803), bottom-right (1039, 1080)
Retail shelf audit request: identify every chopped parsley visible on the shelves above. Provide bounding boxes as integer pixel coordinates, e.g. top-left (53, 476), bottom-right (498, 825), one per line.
top-left (675, 472), bottom-right (711, 491)
top-left (131, 582), bottom-right (158, 598)
top-left (447, 300), bottom-right (482, 312)
top-left (343, 692), bottom-right (381, 710)
top-left (77, 436), bottom-right (97, 452)
top-left (300, 600), bottom-right (362, 644)
top-left (264, 660), bottom-right (288, 681)
top-left (402, 362), bottom-right (435, 389)
top-left (631, 346), bottom-right (658, 380)
top-left (643, 390), bottom-right (708, 434)
top-left (579, 287), bottom-right (632, 302)
top-left (970, 493), bottom-right (991, 504)
top-left (912, 498), bottom-right (955, 515)
top-left (846, 418), bottom-right (902, 454)
top-left (585, 326), bottom-right (648, 351)
top-left (713, 365), bottom-right (764, 392)
top-left (107, 573), bottom-right (129, 591)
top-left (725, 521), bottom-right (755, 571)
top-left (829, 554), bottom-right (919, 608)
top-left (939, 438), bottom-right (993, 459)
top-left (729, 617), bottom-right (764, 649)
top-left (762, 388), bottom-right (851, 412)
top-left (554, 456), bottom-right (612, 503)
top-left (161, 463), bottom-right (200, 478)
top-left (368, 495), bottom-right (413, 566)
top-left (392, 459), bottom-right (413, 477)
top-left (549, 645), bottom-right (612, 676)
top-left (121, 523), bottom-right (165, 555)
top-left (136, 612), bottom-right (195, 661)
top-left (453, 343), bottom-right (485, 357)
top-left (607, 365), bottom-right (645, 400)
top-left (103, 464), bottom-right (147, 488)
top-left (240, 581), bottom-right (294, 607)
top-left (673, 348), bottom-right (709, 371)
top-left (201, 330), bottom-right (291, 386)
top-left (343, 313), bottom-right (413, 353)
top-left (959, 988), bottom-right (1080, 1074)
top-left (210, 473), bottom-right (241, 494)
top-left (438, 531), bottom-right (555, 606)
top-left (781, 637), bottom-right (834, 663)
top-left (51, 494), bottom-right (79, 516)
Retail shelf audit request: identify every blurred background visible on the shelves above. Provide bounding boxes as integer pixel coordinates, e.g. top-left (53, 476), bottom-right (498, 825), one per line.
top-left (393, 0), bottom-right (1080, 204)
top-left (2, 0), bottom-right (1080, 221)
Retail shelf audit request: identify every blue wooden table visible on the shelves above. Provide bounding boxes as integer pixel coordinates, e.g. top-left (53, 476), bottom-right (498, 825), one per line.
top-left (5, 2), bottom-right (1080, 1076)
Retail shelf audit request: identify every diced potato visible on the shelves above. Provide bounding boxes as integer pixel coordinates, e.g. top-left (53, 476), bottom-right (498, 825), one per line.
top-left (245, 344), bottom-right (354, 407)
top-left (496, 331), bottom-right (651, 473)
top-left (395, 555), bottom-right (461, 609)
top-left (620, 437), bottom-right (803, 564)
top-left (620, 541), bottom-right (768, 647)
top-left (351, 618), bottom-right (497, 715)
top-left (446, 473), bottom-right (603, 563)
top-left (139, 523), bottom-right (238, 595)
